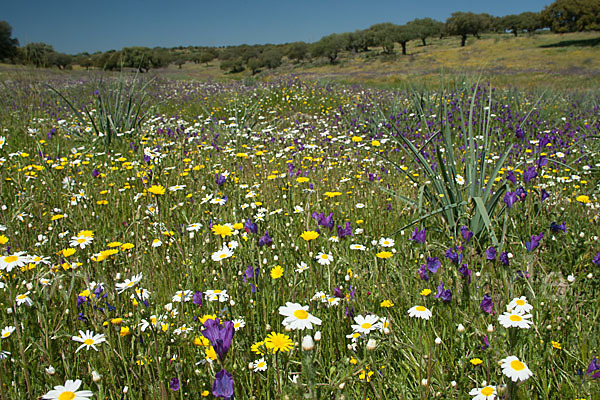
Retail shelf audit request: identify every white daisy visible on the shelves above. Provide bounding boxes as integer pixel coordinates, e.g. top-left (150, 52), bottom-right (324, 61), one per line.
top-left (115, 273), bottom-right (143, 294)
top-left (469, 385), bottom-right (496, 400)
top-left (500, 356), bottom-right (533, 382)
top-left (407, 305), bottom-right (432, 320)
top-left (378, 237), bottom-right (395, 247)
top-left (0, 252), bottom-right (31, 272)
top-left (42, 379), bottom-right (93, 400)
top-left (205, 289), bottom-right (229, 302)
top-left (351, 315), bottom-right (381, 334)
top-left (316, 252), bottom-right (333, 265)
top-left (69, 233), bottom-right (94, 249)
top-left (507, 296), bottom-right (533, 314)
top-left (186, 222), bottom-right (203, 232)
top-left (232, 318), bottom-right (246, 331)
top-left (252, 357), bottom-right (267, 372)
top-left (1, 326), bottom-right (15, 339)
top-left (296, 261), bottom-right (309, 273)
top-left (456, 174), bottom-right (466, 185)
top-left (71, 330), bottom-right (106, 352)
top-left (172, 290), bottom-right (193, 303)
top-left (279, 302), bottom-right (322, 331)
top-left (211, 245), bottom-right (234, 262)
top-left (15, 292), bottom-right (33, 307)
top-left (349, 244), bottom-right (366, 251)
top-left (169, 184), bottom-right (186, 192)
top-left (498, 311), bottom-right (532, 329)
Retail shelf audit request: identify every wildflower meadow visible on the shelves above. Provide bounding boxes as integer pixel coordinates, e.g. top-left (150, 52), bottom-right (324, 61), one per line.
top-left (0, 74), bottom-right (599, 399)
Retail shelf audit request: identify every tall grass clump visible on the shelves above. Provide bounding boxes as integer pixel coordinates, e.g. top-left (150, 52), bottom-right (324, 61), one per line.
top-left (48, 72), bottom-right (154, 147)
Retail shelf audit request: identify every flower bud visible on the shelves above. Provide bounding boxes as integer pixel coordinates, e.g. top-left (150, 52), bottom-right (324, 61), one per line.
top-left (421, 378), bottom-right (428, 387)
top-left (434, 337), bottom-right (442, 345)
top-left (457, 323), bottom-right (465, 333)
top-left (487, 324), bottom-right (494, 333)
top-left (302, 335), bottom-right (315, 351)
top-left (366, 338), bottom-right (377, 351)
top-left (92, 370), bottom-right (101, 382)
top-left (314, 331), bottom-right (321, 341)
top-left (45, 366), bottom-right (56, 376)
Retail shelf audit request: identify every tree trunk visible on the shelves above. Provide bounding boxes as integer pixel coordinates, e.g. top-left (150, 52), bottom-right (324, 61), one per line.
top-left (401, 41), bottom-right (407, 55)
top-left (421, 37), bottom-right (427, 46)
top-left (512, 29), bottom-right (518, 37)
top-left (461, 35), bottom-right (467, 47)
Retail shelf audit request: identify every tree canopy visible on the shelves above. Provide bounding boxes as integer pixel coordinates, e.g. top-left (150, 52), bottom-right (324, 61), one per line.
top-left (0, 21), bottom-right (19, 62)
top-left (542, 0), bottom-right (600, 32)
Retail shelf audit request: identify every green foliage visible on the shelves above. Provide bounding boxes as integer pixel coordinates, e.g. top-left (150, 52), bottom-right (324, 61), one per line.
top-left (285, 42), bottom-right (310, 62)
top-left (220, 57), bottom-right (245, 73)
top-left (542, 0), bottom-right (600, 32)
top-left (445, 12), bottom-right (493, 46)
top-left (312, 33), bottom-right (347, 63)
top-left (48, 73), bottom-right (154, 148)
top-left (408, 18), bottom-right (444, 46)
top-left (0, 20), bottom-right (19, 62)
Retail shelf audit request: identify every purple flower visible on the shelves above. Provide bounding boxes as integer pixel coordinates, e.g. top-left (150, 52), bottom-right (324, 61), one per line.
top-left (506, 170), bottom-right (516, 184)
top-left (169, 377), bottom-right (180, 391)
top-left (202, 319), bottom-right (234, 361)
top-left (504, 191), bottom-right (518, 209)
top-left (92, 168), bottom-right (100, 178)
top-left (312, 212), bottom-right (334, 230)
top-left (258, 231), bottom-right (272, 247)
top-left (244, 218), bottom-right (257, 234)
top-left (523, 166), bottom-right (538, 183)
top-left (426, 257), bottom-right (441, 274)
top-left (192, 291), bottom-right (203, 306)
top-left (216, 174), bottom-right (227, 186)
top-left (537, 156), bottom-right (548, 168)
top-left (479, 335), bottom-right (490, 351)
top-left (459, 264), bottom-right (472, 283)
top-left (550, 221), bottom-right (566, 233)
top-left (460, 226), bottom-right (473, 243)
top-left (593, 253), bottom-right (600, 266)
top-left (418, 264), bottom-right (429, 281)
top-left (434, 282), bottom-right (452, 302)
top-left (541, 189), bottom-right (550, 202)
top-left (445, 248), bottom-right (461, 264)
top-left (515, 186), bottom-right (527, 201)
top-left (337, 222), bottom-right (353, 239)
top-left (333, 287), bottom-right (344, 298)
top-left (499, 251), bottom-right (510, 266)
top-left (485, 247), bottom-right (496, 261)
top-left (212, 369), bottom-right (234, 399)
top-left (410, 228), bottom-right (426, 244)
top-left (76, 295), bottom-right (88, 307)
top-left (586, 356), bottom-right (600, 379)
top-left (243, 265), bottom-right (259, 282)
top-left (525, 232), bottom-right (544, 252)
top-left (480, 294), bottom-right (493, 314)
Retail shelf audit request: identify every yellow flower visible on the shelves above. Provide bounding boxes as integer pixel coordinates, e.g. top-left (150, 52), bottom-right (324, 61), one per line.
top-left (201, 390), bottom-right (210, 397)
top-left (51, 214), bottom-right (65, 221)
top-left (371, 140), bottom-right (380, 147)
top-left (251, 341), bottom-right (265, 356)
top-left (376, 251), bottom-right (393, 259)
top-left (212, 224), bottom-right (233, 238)
top-left (576, 195), bottom-right (590, 204)
top-left (199, 314), bottom-right (218, 324)
top-left (470, 358), bottom-right (483, 366)
top-left (121, 243), bottom-right (135, 250)
top-left (120, 326), bottom-right (131, 336)
top-left (296, 177), bottom-right (309, 183)
top-left (0, 235), bottom-right (8, 245)
top-left (420, 289), bottom-right (432, 296)
top-left (148, 185), bottom-right (166, 195)
top-left (270, 265), bottom-right (284, 279)
top-left (62, 248), bottom-right (76, 257)
top-left (552, 341), bottom-right (562, 350)
top-left (300, 231), bottom-right (319, 241)
top-left (111, 318), bottom-right (123, 325)
top-left (351, 136), bottom-right (362, 142)
top-left (264, 332), bottom-right (293, 353)
top-left (380, 300), bottom-right (394, 308)
top-left (324, 191), bottom-right (342, 198)
top-left (205, 346), bottom-right (217, 361)
top-left (107, 241), bottom-right (122, 248)
top-left (232, 223), bottom-right (244, 230)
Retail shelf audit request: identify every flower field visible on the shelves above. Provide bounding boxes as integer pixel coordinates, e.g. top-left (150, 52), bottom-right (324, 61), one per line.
top-left (0, 75), bottom-right (599, 399)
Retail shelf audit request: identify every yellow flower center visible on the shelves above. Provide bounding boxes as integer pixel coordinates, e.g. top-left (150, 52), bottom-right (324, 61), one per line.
top-left (84, 338), bottom-right (95, 345)
top-left (416, 306), bottom-right (426, 312)
top-left (4, 256), bottom-right (17, 263)
top-left (17, 295), bottom-right (26, 300)
top-left (126, 282), bottom-right (135, 287)
top-left (257, 361), bottom-right (265, 368)
top-left (516, 299), bottom-right (525, 306)
top-left (219, 253), bottom-right (227, 259)
top-left (2, 332), bottom-right (9, 338)
top-left (294, 309), bottom-right (309, 320)
top-left (509, 315), bottom-right (523, 322)
top-left (510, 360), bottom-right (525, 371)
top-left (58, 392), bottom-right (76, 400)
top-left (361, 322), bottom-right (372, 330)
top-left (77, 238), bottom-right (86, 243)
top-left (481, 387), bottom-right (494, 396)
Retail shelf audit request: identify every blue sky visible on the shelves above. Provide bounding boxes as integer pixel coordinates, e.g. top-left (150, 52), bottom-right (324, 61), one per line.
top-left (4, 0), bottom-right (551, 54)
